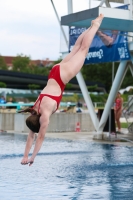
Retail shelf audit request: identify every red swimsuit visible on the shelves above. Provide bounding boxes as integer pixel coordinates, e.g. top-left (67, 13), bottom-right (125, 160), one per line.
top-left (115, 98), bottom-right (122, 110)
top-left (32, 65), bottom-right (65, 113)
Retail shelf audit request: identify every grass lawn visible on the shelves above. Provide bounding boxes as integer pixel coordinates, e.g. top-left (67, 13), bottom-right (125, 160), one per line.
top-left (121, 122), bottom-right (128, 128)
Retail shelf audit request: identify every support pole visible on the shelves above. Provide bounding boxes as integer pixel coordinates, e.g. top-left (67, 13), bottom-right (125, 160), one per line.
top-left (99, 0), bottom-right (106, 6)
top-left (99, 0), bottom-right (111, 7)
top-left (129, 65), bottom-right (133, 76)
top-left (76, 73), bottom-right (99, 130)
top-left (67, 0), bottom-right (99, 130)
top-left (130, 53), bottom-right (133, 64)
top-left (50, 0), bottom-right (68, 47)
top-left (67, 0), bottom-right (73, 13)
top-left (98, 60), bottom-right (128, 132)
top-left (112, 62), bottom-right (115, 83)
top-left (89, 0), bottom-right (91, 9)
top-left (108, 62), bottom-right (115, 135)
top-left (129, 0), bottom-right (133, 19)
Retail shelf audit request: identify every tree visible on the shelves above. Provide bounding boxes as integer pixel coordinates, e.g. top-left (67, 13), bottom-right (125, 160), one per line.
top-left (12, 54), bottom-right (30, 71)
top-left (81, 62), bottom-right (120, 93)
top-left (28, 84), bottom-right (40, 93)
top-left (73, 93), bottom-right (80, 102)
top-left (87, 84), bottom-right (98, 92)
top-left (0, 82), bottom-right (6, 88)
top-left (81, 61), bottom-right (133, 93)
top-left (65, 83), bottom-right (72, 90)
top-left (32, 66), bottom-right (49, 76)
top-left (53, 59), bottom-right (62, 65)
top-left (0, 56), bottom-right (7, 70)
top-left (121, 68), bottom-right (133, 89)
top-left (12, 54), bottom-right (50, 76)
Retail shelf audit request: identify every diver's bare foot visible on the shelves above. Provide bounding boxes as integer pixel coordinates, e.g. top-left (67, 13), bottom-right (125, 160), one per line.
top-left (92, 14), bottom-right (104, 28)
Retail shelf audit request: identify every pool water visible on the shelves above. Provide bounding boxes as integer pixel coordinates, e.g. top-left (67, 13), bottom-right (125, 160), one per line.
top-left (0, 133), bottom-right (133, 200)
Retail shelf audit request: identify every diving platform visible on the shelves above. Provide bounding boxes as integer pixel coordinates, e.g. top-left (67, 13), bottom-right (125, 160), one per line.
top-left (59, 0), bottom-right (133, 138)
top-left (61, 6), bottom-right (133, 32)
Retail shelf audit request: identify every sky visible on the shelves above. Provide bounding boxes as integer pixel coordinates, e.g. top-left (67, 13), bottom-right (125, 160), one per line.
top-left (0, 0), bottom-right (122, 61)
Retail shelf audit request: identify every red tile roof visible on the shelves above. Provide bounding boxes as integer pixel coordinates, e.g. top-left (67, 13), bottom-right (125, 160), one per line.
top-left (1, 56), bottom-right (54, 67)
top-left (2, 56), bottom-right (15, 66)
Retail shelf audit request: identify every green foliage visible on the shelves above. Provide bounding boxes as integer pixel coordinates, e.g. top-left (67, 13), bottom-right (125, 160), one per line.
top-left (0, 56), bottom-right (7, 70)
top-left (62, 95), bottom-right (78, 102)
top-left (6, 96), bottom-right (16, 102)
top-left (55, 92), bottom-right (128, 104)
top-left (73, 93), bottom-right (80, 102)
top-left (53, 59), bottom-right (62, 65)
top-left (12, 54), bottom-right (50, 76)
top-left (121, 123), bottom-right (128, 128)
top-left (3, 53), bottom-right (133, 93)
top-left (12, 54), bottom-right (30, 71)
top-left (65, 83), bottom-right (72, 90)
top-left (90, 93), bottom-right (108, 102)
top-left (26, 97), bottom-right (37, 102)
top-left (121, 94), bottom-right (128, 102)
top-left (0, 82), bottom-right (6, 88)
top-left (87, 84), bottom-right (98, 91)
top-left (125, 88), bottom-right (133, 95)
top-left (61, 93), bottom-right (108, 103)
top-left (23, 64), bottom-right (50, 75)
top-left (28, 84), bottom-right (40, 90)
top-left (32, 66), bottom-right (49, 76)
top-left (81, 62), bottom-right (117, 92)
top-left (81, 62), bottom-right (133, 93)
top-left (121, 68), bottom-right (133, 89)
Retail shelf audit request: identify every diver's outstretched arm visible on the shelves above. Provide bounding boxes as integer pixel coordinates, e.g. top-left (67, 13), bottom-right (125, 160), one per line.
top-left (21, 130), bottom-right (35, 165)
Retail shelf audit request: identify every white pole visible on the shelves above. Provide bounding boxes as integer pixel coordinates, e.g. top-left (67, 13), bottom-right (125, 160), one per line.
top-left (67, 0), bottom-right (73, 13)
top-left (89, 0), bottom-right (91, 9)
top-left (99, 0), bottom-right (106, 7)
top-left (98, 61), bottom-right (128, 132)
top-left (67, 0), bottom-right (99, 130)
top-left (130, 0), bottom-right (133, 19)
top-left (50, 0), bottom-right (68, 47)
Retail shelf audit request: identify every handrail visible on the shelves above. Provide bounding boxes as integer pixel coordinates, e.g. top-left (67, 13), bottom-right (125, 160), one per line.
top-left (0, 103), bottom-right (34, 110)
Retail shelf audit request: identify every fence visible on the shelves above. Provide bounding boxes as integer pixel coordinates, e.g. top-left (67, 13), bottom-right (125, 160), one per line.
top-left (0, 112), bottom-right (95, 133)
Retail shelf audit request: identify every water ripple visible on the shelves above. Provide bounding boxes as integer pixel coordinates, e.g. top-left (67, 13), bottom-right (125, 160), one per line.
top-left (0, 151), bottom-right (89, 159)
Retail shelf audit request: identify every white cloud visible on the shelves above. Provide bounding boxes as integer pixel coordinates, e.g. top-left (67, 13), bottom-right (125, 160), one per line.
top-left (0, 0), bottom-right (124, 60)
top-left (0, 0), bottom-right (66, 59)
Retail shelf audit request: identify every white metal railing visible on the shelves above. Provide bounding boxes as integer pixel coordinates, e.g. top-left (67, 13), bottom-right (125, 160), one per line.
top-left (0, 101), bottom-right (128, 111)
top-left (0, 103), bottom-right (34, 111)
top-left (93, 102), bottom-right (105, 108)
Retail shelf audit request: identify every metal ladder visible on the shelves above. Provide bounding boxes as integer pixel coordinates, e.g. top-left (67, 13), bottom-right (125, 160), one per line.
top-left (123, 96), bottom-right (133, 133)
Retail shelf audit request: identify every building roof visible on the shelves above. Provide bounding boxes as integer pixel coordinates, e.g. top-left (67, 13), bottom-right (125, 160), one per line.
top-left (1, 56), bottom-right (54, 67)
top-left (30, 58), bottom-right (54, 67)
top-left (2, 56), bottom-right (15, 66)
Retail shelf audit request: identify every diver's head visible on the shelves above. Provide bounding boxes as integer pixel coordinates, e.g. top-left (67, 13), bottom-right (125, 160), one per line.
top-left (18, 108), bottom-right (41, 133)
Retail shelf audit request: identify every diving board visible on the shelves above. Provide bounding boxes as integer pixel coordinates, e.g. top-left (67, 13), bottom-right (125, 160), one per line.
top-left (61, 6), bottom-right (133, 32)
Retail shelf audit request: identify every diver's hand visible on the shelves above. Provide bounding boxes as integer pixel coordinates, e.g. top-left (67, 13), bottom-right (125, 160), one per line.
top-left (21, 157), bottom-right (34, 166)
top-left (27, 157), bottom-right (34, 166)
top-left (21, 156), bottom-right (29, 165)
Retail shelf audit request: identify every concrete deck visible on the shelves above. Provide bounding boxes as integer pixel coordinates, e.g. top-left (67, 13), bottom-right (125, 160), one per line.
top-left (2, 127), bottom-right (133, 147)
top-left (46, 129), bottom-right (133, 147)
top-left (1, 117), bottom-right (133, 147)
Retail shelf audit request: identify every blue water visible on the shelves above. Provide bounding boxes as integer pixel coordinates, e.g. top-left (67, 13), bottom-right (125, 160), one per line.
top-left (0, 133), bottom-right (133, 200)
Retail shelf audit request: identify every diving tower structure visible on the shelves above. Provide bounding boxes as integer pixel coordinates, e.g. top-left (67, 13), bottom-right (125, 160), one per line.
top-left (52, 0), bottom-right (133, 139)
